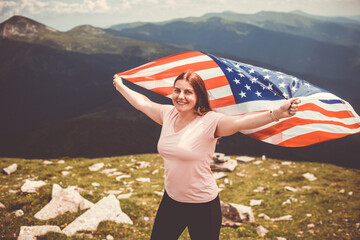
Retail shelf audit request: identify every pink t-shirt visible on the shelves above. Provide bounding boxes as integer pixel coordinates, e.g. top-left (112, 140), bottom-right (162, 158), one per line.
top-left (157, 105), bottom-right (224, 203)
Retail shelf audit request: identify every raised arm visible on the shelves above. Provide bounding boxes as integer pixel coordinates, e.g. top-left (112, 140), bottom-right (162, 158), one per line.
top-left (113, 75), bottom-right (163, 125)
top-left (215, 98), bottom-right (300, 137)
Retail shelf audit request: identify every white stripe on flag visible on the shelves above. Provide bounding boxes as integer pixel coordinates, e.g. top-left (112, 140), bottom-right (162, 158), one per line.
top-left (121, 55), bottom-right (212, 78)
top-left (263, 123), bottom-right (360, 145)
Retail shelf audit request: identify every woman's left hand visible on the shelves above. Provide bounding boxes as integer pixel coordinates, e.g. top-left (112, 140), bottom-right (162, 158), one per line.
top-left (275, 98), bottom-right (301, 119)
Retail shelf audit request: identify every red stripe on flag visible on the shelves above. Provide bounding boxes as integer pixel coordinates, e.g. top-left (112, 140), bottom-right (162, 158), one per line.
top-left (210, 95), bottom-right (236, 109)
top-left (204, 75), bottom-right (229, 90)
top-left (119, 51), bottom-right (205, 76)
top-left (278, 131), bottom-right (350, 147)
top-left (299, 103), bottom-right (355, 119)
top-left (152, 87), bottom-right (173, 96)
top-left (248, 117), bottom-right (360, 141)
top-left (125, 60), bottom-right (218, 83)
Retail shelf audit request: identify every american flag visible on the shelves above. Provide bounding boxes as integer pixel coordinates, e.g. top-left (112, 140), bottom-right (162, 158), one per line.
top-left (116, 51), bottom-right (360, 147)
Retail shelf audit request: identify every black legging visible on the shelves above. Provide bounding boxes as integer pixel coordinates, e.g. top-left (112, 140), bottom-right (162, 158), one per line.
top-left (150, 191), bottom-right (222, 240)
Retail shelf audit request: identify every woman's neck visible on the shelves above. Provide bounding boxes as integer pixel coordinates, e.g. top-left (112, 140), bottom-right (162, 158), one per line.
top-left (177, 110), bottom-right (197, 121)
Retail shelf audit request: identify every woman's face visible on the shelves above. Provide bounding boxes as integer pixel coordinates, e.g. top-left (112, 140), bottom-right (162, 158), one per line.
top-left (172, 79), bottom-right (197, 114)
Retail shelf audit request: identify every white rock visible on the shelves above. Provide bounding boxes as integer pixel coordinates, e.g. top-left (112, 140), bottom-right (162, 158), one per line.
top-left (62, 194), bottom-right (133, 236)
top-left (152, 169), bottom-right (159, 175)
top-left (303, 173), bottom-right (317, 181)
top-left (3, 163), bottom-right (17, 175)
top-left (253, 186), bottom-right (266, 193)
top-left (271, 215), bottom-right (293, 221)
top-left (65, 166), bottom-right (73, 170)
top-left (136, 178), bottom-right (150, 183)
top-left (115, 175), bottom-right (131, 181)
top-left (18, 226), bottom-right (62, 240)
top-left (256, 225), bottom-right (269, 237)
top-left (307, 223), bottom-right (315, 228)
top-left (89, 163), bottom-right (104, 171)
top-left (282, 199), bottom-right (291, 205)
top-left (92, 182), bottom-right (100, 187)
top-left (211, 159), bottom-right (238, 172)
top-left (21, 180), bottom-right (46, 193)
top-left (284, 186), bottom-right (298, 192)
top-left (236, 156), bottom-right (255, 163)
top-left (302, 186), bottom-right (312, 190)
top-left (106, 234), bottom-right (114, 240)
top-left (328, 209), bottom-right (333, 213)
top-left (0, 202), bottom-right (5, 209)
top-left (34, 184), bottom-right (94, 220)
top-left (236, 173), bottom-right (245, 177)
top-left (135, 161), bottom-right (150, 168)
top-left (278, 170), bottom-right (284, 175)
top-left (221, 203), bottom-right (255, 223)
top-left (277, 237), bottom-right (287, 240)
top-left (224, 178), bottom-right (232, 185)
top-left (253, 160), bottom-right (263, 165)
top-left (339, 189), bottom-right (345, 193)
top-left (258, 213), bottom-right (271, 220)
top-left (61, 171), bottom-right (70, 177)
top-left (117, 193), bottom-right (132, 199)
top-left (306, 213), bottom-right (312, 217)
top-left (154, 191), bottom-right (164, 196)
top-left (213, 172), bottom-right (227, 180)
top-left (43, 160), bottom-right (53, 164)
top-left (13, 209), bottom-right (24, 217)
top-left (58, 160), bottom-right (65, 164)
top-left (250, 199), bottom-right (262, 206)
top-left (262, 155), bottom-right (266, 160)
top-left (281, 161), bottom-right (292, 165)
top-left (348, 191), bottom-right (353, 196)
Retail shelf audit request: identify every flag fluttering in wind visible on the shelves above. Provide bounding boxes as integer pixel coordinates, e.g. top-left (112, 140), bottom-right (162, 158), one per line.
top-left (115, 51), bottom-right (360, 147)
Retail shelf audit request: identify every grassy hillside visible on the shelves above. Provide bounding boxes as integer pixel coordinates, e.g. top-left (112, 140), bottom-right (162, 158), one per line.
top-left (1, 154), bottom-right (359, 239)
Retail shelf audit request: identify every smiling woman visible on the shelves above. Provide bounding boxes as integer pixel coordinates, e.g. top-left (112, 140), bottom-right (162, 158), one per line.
top-left (113, 70), bottom-right (300, 239)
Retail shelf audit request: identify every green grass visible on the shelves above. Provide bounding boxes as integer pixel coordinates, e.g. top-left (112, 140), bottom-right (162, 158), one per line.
top-left (1, 154), bottom-right (359, 239)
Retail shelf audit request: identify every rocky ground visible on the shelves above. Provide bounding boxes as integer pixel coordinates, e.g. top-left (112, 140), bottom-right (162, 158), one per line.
top-left (1, 153), bottom-right (359, 239)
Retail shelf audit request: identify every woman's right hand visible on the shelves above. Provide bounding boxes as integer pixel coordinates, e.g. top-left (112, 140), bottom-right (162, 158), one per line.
top-left (113, 74), bottom-right (124, 90)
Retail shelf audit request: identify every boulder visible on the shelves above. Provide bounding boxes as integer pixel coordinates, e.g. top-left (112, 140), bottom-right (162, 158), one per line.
top-left (303, 173), bottom-right (317, 181)
top-left (34, 184), bottom-right (94, 220)
top-left (0, 202), bottom-right (6, 209)
top-left (221, 203), bottom-right (255, 225)
top-left (256, 225), bottom-right (269, 237)
top-left (18, 226), bottom-right (62, 240)
top-left (88, 163), bottom-right (104, 171)
top-left (3, 163), bottom-right (17, 175)
top-left (211, 159), bottom-right (237, 172)
top-left (62, 194), bottom-right (133, 236)
top-left (21, 180), bottom-right (46, 193)
top-left (12, 209), bottom-right (24, 217)
top-left (236, 156), bottom-right (255, 163)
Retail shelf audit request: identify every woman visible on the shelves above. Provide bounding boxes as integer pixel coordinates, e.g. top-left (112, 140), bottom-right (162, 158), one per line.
top-left (113, 70), bottom-right (300, 240)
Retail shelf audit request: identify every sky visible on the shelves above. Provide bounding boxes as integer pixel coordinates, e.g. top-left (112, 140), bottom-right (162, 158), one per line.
top-left (0, 0), bottom-right (360, 31)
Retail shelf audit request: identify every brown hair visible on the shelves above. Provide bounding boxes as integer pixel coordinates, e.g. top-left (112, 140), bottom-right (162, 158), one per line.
top-left (174, 70), bottom-right (212, 116)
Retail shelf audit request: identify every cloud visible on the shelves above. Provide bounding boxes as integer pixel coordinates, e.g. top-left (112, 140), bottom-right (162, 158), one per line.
top-left (0, 0), bottom-right (113, 19)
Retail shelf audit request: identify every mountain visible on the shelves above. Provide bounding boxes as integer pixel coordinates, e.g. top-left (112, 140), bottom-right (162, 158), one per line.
top-left (109, 16), bottom-right (360, 99)
top-left (291, 10), bottom-right (360, 24)
top-left (1, 15), bottom-right (359, 168)
top-left (0, 16), bottom-right (181, 58)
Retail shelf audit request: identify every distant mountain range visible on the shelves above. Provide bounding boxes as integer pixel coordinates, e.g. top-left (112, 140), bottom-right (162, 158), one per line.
top-left (0, 12), bottom-right (359, 168)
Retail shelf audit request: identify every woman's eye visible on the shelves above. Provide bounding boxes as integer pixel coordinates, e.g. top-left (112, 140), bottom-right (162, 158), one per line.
top-left (185, 90), bottom-right (192, 94)
top-left (174, 89), bottom-right (180, 93)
